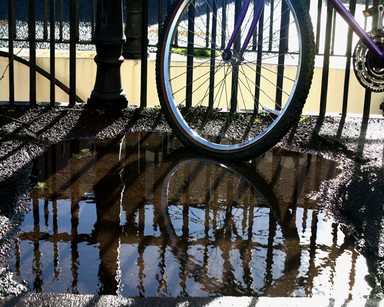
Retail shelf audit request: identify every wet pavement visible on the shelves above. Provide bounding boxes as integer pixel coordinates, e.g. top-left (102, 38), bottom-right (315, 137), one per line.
top-left (6, 133), bottom-right (361, 296)
top-left (0, 106), bottom-right (383, 306)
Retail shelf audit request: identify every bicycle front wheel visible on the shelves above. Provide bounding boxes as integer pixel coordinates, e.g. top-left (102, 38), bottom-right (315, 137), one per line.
top-left (156, 0), bottom-right (315, 161)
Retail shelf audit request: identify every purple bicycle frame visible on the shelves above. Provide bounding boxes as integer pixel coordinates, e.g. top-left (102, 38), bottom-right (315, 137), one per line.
top-left (224, 0), bottom-right (265, 59)
top-left (225, 0), bottom-right (384, 60)
top-left (330, 0), bottom-right (384, 58)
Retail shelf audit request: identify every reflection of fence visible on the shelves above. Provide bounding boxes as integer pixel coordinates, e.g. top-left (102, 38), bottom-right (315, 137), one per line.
top-left (0, 0), bottom-right (381, 115)
top-left (12, 132), bottom-right (370, 298)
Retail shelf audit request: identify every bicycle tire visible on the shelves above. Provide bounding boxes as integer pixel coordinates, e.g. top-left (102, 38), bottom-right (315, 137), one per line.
top-left (156, 0), bottom-right (315, 161)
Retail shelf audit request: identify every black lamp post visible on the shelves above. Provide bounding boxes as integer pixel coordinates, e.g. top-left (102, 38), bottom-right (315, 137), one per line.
top-left (123, 0), bottom-right (143, 59)
top-left (88, 0), bottom-right (128, 111)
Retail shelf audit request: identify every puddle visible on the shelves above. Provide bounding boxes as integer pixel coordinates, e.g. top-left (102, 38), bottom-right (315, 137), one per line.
top-left (9, 132), bottom-right (373, 299)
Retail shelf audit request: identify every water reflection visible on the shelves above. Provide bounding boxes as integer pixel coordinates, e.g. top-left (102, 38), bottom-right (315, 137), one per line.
top-left (11, 132), bottom-right (372, 299)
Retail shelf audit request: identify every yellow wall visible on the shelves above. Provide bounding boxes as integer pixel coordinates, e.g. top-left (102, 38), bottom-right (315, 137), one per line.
top-left (0, 49), bottom-right (382, 115)
top-left (304, 65), bottom-right (383, 115)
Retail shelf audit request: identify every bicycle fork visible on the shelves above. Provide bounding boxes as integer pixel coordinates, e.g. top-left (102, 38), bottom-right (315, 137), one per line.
top-left (222, 0), bottom-right (265, 63)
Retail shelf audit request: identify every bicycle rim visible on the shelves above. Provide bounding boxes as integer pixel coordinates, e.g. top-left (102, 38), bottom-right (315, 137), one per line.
top-left (157, 0), bottom-right (313, 160)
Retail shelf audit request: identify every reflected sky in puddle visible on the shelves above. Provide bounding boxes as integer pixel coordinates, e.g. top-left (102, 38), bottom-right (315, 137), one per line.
top-left (10, 132), bottom-right (372, 300)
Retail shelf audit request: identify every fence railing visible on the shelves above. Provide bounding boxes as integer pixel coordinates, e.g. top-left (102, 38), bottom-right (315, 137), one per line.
top-left (0, 0), bottom-right (382, 117)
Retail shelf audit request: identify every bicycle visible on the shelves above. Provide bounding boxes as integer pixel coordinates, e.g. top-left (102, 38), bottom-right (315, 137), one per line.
top-left (156, 0), bottom-right (384, 161)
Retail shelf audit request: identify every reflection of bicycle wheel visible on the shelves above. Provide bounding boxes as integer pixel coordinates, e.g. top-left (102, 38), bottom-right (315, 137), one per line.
top-left (159, 156), bottom-right (301, 296)
top-left (156, 0), bottom-right (315, 160)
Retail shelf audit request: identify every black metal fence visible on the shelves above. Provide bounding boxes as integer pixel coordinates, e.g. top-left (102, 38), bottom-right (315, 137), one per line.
top-left (0, 0), bottom-right (381, 117)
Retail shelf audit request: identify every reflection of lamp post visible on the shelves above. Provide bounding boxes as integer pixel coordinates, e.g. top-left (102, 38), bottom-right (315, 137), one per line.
top-left (93, 137), bottom-right (125, 295)
top-left (88, 0), bottom-right (128, 111)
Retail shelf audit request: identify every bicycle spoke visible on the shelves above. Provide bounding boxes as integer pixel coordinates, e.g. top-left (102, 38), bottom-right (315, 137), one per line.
top-left (157, 0), bottom-right (314, 160)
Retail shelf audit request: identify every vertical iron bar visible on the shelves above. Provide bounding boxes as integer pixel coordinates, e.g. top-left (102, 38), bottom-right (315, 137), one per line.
top-left (91, 0), bottom-right (95, 39)
top-left (205, 1), bottom-right (210, 48)
top-left (8, 0), bottom-right (15, 105)
top-left (364, 0), bottom-right (369, 30)
top-left (254, 6), bottom-right (264, 113)
top-left (230, 0), bottom-right (242, 112)
top-left (29, 0), bottom-right (37, 105)
top-left (371, 0), bottom-right (378, 26)
top-left (275, 1), bottom-right (289, 110)
top-left (253, 0), bottom-right (258, 51)
top-left (208, 0), bottom-right (218, 108)
top-left (341, 0), bottom-right (356, 117)
top-left (44, 0), bottom-right (49, 40)
top-left (221, 0), bottom-right (227, 49)
top-left (124, 0), bottom-right (143, 59)
top-left (186, 3), bottom-right (195, 108)
top-left (158, 0), bottom-right (163, 44)
top-left (315, 0), bottom-right (322, 54)
top-left (59, 0), bottom-right (63, 41)
top-left (69, 0), bottom-right (78, 105)
top-left (362, 0), bottom-right (379, 118)
top-left (140, 0), bottom-right (148, 107)
top-left (319, 4), bottom-right (333, 117)
top-left (368, 0), bottom-right (379, 118)
top-left (50, 0), bottom-right (56, 105)
top-left (268, 0), bottom-right (274, 51)
top-left (157, 0), bottom-right (164, 50)
top-left (330, 9), bottom-right (336, 55)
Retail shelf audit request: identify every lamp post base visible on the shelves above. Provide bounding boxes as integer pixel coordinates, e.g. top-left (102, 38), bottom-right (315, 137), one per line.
top-left (88, 0), bottom-right (128, 112)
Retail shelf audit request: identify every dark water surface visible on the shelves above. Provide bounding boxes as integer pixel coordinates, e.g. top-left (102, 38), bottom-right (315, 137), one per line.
top-left (9, 132), bottom-right (372, 299)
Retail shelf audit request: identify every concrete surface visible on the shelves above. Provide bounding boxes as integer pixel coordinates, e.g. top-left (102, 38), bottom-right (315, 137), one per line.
top-left (0, 106), bottom-right (384, 306)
